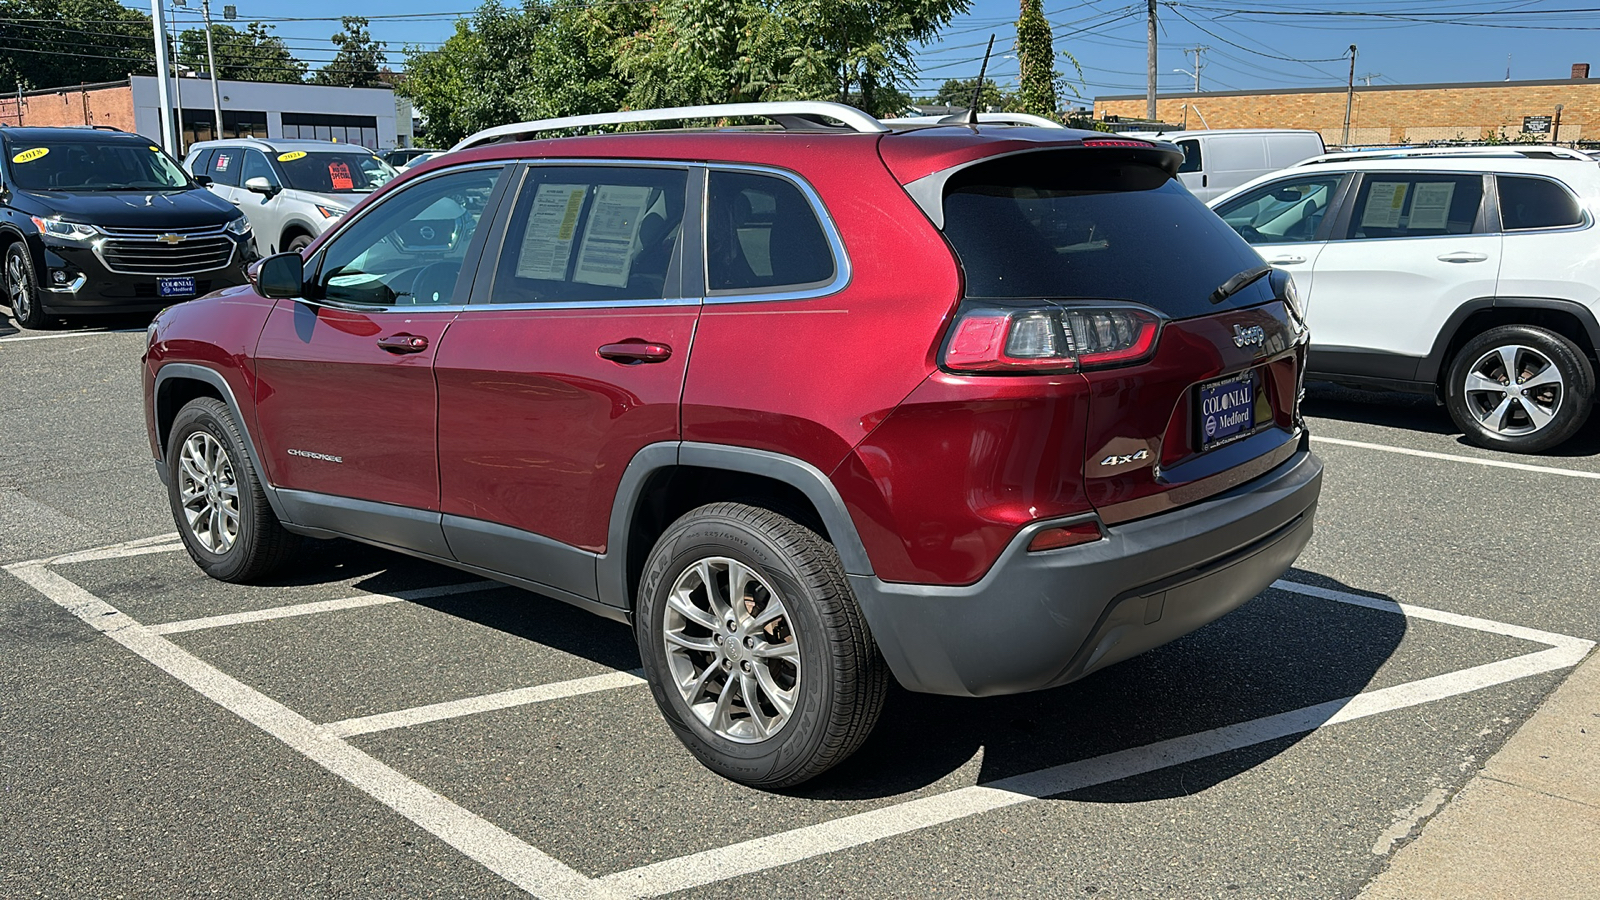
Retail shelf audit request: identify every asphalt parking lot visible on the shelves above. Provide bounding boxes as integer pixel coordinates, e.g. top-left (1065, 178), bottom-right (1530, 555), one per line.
top-left (3, 316), bottom-right (1598, 899)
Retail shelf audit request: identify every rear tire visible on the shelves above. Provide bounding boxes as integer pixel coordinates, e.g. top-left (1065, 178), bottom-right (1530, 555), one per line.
top-left (166, 397), bottom-right (299, 582)
top-left (635, 502), bottom-right (888, 789)
top-left (1444, 325), bottom-right (1593, 453)
top-left (5, 243), bottom-right (47, 329)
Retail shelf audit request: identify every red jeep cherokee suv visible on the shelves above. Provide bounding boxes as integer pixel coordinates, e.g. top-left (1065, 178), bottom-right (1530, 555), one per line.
top-left (143, 102), bottom-right (1323, 788)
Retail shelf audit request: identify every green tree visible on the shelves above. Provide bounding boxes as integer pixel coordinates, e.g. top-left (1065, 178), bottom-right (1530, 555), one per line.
top-left (0, 0), bottom-right (154, 94)
top-left (1013, 0), bottom-right (1055, 114)
top-left (932, 77), bottom-right (1004, 110)
top-left (313, 16), bottom-right (388, 87)
top-left (178, 22), bottom-right (306, 84)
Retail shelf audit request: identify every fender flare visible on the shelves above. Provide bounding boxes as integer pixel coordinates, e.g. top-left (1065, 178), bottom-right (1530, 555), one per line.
top-left (153, 362), bottom-right (290, 522)
top-left (1421, 297), bottom-right (1600, 384)
top-left (595, 441), bottom-right (876, 609)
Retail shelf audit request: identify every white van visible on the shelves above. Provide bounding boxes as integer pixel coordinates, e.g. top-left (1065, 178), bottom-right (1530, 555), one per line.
top-left (1149, 129), bottom-right (1326, 201)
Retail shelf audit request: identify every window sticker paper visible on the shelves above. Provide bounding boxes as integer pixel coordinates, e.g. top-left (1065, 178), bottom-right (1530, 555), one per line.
top-left (515, 184), bottom-right (587, 280)
top-left (573, 185), bottom-right (652, 288)
top-left (1361, 181), bottom-right (1407, 228)
top-left (327, 161), bottom-right (353, 191)
top-left (215, 153), bottom-right (231, 172)
top-left (1407, 182), bottom-right (1457, 230)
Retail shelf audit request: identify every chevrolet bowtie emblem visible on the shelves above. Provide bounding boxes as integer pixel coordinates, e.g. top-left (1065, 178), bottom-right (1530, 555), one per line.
top-left (156, 233), bottom-right (185, 244)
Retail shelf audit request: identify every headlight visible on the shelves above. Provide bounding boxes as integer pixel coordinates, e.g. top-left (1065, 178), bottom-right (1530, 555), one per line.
top-left (30, 217), bottom-right (97, 240)
top-left (225, 216), bottom-right (252, 236)
top-left (315, 205), bottom-right (349, 219)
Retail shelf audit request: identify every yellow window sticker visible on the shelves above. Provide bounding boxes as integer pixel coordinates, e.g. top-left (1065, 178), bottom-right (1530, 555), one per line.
top-left (277, 151), bottom-right (307, 162)
top-left (149, 145), bottom-right (161, 152)
top-left (12, 147), bottom-right (49, 164)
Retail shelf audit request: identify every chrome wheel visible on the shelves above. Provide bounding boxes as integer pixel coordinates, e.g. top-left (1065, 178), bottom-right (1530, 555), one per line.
top-left (1462, 344), bottom-right (1565, 437)
top-left (176, 431), bottom-right (240, 554)
top-left (6, 252), bottom-right (32, 323)
top-left (662, 556), bottom-right (800, 743)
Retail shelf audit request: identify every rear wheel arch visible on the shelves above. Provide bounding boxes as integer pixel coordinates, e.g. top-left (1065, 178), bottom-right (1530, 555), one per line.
top-left (1425, 298), bottom-right (1600, 386)
top-left (599, 443), bottom-right (874, 612)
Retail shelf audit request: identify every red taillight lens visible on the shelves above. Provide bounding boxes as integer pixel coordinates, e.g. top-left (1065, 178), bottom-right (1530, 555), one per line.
top-left (943, 305), bottom-right (1162, 374)
top-left (1081, 138), bottom-right (1152, 149)
top-left (1028, 522), bottom-right (1104, 552)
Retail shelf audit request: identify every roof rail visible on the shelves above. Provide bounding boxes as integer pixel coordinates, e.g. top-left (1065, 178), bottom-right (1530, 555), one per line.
top-left (1297, 145), bottom-right (1594, 166)
top-left (879, 112), bottom-right (1066, 129)
top-left (451, 101), bottom-right (888, 152)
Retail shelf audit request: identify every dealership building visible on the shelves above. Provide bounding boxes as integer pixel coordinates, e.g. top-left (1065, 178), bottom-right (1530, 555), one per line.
top-left (1095, 66), bottom-right (1600, 146)
top-left (0, 75), bottom-right (413, 155)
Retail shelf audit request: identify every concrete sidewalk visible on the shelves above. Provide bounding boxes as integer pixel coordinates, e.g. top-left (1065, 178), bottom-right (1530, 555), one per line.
top-left (1361, 647), bottom-right (1600, 900)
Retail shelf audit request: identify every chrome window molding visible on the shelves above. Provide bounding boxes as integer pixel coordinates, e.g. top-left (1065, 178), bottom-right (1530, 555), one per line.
top-left (700, 162), bottom-right (852, 305)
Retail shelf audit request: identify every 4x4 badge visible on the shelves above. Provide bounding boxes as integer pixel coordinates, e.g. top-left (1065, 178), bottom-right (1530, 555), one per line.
top-left (1232, 324), bottom-right (1266, 348)
top-left (1100, 448), bottom-right (1150, 467)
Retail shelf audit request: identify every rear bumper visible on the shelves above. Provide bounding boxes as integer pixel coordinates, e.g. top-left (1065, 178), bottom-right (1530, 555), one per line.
top-left (848, 442), bottom-right (1323, 697)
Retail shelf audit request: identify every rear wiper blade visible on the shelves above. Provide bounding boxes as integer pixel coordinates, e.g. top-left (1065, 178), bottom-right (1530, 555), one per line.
top-left (1209, 264), bottom-right (1274, 305)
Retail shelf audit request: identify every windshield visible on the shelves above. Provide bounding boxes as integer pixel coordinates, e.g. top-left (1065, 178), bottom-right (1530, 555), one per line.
top-left (5, 140), bottom-right (191, 192)
top-left (276, 151), bottom-right (397, 194)
top-left (940, 151), bottom-right (1275, 319)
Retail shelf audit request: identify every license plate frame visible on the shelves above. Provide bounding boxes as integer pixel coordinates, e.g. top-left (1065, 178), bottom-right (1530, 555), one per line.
top-left (1197, 369), bottom-right (1259, 451)
top-left (157, 276), bottom-right (197, 298)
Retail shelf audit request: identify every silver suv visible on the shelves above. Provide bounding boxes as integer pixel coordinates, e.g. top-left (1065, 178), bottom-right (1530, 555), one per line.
top-left (184, 139), bottom-right (398, 255)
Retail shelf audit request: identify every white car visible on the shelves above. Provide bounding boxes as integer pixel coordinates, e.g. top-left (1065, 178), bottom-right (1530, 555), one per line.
top-left (1211, 146), bottom-right (1600, 453)
top-left (1138, 129), bottom-right (1326, 202)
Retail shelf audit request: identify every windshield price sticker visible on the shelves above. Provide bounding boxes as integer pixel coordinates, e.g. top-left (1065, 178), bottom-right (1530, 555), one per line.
top-left (327, 161), bottom-right (354, 191)
top-left (11, 147), bottom-right (49, 164)
top-left (277, 151), bottom-right (307, 162)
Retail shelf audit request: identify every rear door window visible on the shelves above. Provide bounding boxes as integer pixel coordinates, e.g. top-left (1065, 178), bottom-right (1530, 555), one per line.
top-left (706, 170), bottom-right (836, 293)
top-left (1344, 174), bottom-right (1484, 240)
top-left (1497, 175), bottom-right (1584, 230)
top-left (940, 150), bottom-right (1274, 318)
top-left (208, 148), bottom-right (241, 187)
top-left (489, 165), bottom-right (689, 304)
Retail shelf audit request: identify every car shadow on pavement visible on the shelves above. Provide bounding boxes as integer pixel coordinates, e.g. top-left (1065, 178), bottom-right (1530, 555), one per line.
top-left (1302, 381), bottom-right (1600, 458)
top-left (794, 571), bottom-right (1406, 801)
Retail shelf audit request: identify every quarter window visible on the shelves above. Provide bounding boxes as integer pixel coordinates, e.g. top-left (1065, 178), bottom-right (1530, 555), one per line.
top-left (314, 166), bottom-right (504, 307)
top-left (706, 170), bottom-right (835, 292)
top-left (489, 165), bottom-right (689, 304)
top-left (1344, 174), bottom-right (1484, 240)
top-left (1498, 176), bottom-right (1584, 230)
top-left (1213, 174), bottom-right (1343, 244)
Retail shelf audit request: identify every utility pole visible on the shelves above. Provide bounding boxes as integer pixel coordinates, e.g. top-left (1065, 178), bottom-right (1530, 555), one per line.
top-left (1189, 46), bottom-right (1208, 92)
top-left (1342, 44), bottom-right (1357, 146)
top-left (1146, 0), bottom-right (1158, 120)
top-left (149, 0), bottom-right (175, 154)
top-left (201, 0), bottom-right (222, 138)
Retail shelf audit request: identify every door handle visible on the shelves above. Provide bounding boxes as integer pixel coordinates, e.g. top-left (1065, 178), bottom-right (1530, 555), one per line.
top-left (1267, 255), bottom-right (1307, 265)
top-left (598, 341), bottom-right (672, 364)
top-left (229, 198), bottom-right (241, 205)
top-left (377, 333), bottom-right (429, 354)
top-left (1437, 251), bottom-right (1489, 263)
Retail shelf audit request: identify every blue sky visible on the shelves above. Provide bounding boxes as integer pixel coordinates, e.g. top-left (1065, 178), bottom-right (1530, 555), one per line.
top-left (135, 0), bottom-right (1600, 103)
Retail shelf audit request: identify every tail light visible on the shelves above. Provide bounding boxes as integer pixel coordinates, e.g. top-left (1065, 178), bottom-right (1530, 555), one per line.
top-left (943, 303), bottom-right (1163, 374)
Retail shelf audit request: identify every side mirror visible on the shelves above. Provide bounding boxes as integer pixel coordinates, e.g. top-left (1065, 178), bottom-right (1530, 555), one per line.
top-left (193, 175), bottom-right (213, 187)
top-left (244, 176), bottom-right (279, 197)
top-left (254, 251), bottom-right (304, 299)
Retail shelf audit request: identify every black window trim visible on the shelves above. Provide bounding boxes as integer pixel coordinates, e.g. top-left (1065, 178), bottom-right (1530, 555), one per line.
top-left (299, 160), bottom-right (514, 313)
top-left (1330, 170), bottom-right (1494, 243)
top-left (1489, 172), bottom-right (1592, 234)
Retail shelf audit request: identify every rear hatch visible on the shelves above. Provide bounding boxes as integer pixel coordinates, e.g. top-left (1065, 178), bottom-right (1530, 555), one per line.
top-left (931, 141), bottom-right (1306, 524)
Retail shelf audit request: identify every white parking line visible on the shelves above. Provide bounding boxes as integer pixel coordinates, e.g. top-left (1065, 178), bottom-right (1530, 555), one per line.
top-left (147, 580), bottom-right (500, 635)
top-left (47, 533), bottom-right (183, 565)
top-left (4, 560), bottom-right (595, 900)
top-left (1312, 435), bottom-right (1600, 480)
top-left (590, 580), bottom-right (1594, 899)
top-left (326, 670), bottom-right (647, 738)
top-left (0, 327), bottom-right (146, 343)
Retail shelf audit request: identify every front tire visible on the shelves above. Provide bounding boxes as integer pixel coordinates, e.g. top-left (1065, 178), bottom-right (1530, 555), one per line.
top-left (5, 243), bottom-right (47, 329)
top-left (166, 397), bottom-right (299, 582)
top-left (286, 234), bottom-right (313, 254)
top-left (1444, 325), bottom-right (1594, 453)
top-left (636, 503), bottom-right (888, 789)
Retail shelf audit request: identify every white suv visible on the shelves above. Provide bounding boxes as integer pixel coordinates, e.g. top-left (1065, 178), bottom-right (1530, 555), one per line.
top-left (1211, 147), bottom-right (1600, 453)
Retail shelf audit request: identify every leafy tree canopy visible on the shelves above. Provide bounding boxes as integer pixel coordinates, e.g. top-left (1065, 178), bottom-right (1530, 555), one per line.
top-left (0, 0), bottom-right (154, 94)
top-left (178, 22), bottom-right (306, 84)
top-left (313, 16), bottom-right (388, 87)
top-left (931, 76), bottom-right (1004, 110)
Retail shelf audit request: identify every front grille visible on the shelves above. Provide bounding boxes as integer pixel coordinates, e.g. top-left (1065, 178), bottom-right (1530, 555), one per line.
top-left (96, 225), bottom-right (235, 276)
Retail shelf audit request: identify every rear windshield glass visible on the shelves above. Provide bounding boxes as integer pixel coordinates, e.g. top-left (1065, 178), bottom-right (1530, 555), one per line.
top-left (941, 152), bottom-right (1275, 318)
top-left (5, 140), bottom-right (191, 192)
top-left (276, 151), bottom-right (396, 194)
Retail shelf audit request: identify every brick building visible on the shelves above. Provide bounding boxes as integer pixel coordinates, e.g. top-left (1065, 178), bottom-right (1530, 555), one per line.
top-left (1094, 67), bottom-right (1600, 145)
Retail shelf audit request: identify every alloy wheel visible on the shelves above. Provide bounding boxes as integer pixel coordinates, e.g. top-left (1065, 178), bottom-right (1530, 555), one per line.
top-left (6, 253), bottom-right (31, 323)
top-left (1461, 344), bottom-right (1565, 437)
top-left (177, 431), bottom-right (240, 553)
top-left (662, 556), bottom-right (801, 743)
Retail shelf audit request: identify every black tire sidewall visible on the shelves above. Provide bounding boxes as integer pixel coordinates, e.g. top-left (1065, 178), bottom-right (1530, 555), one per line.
top-left (636, 513), bottom-right (836, 786)
top-left (1445, 324), bottom-right (1594, 453)
top-left (287, 235), bottom-right (312, 253)
top-left (166, 400), bottom-right (264, 582)
top-left (6, 243), bottom-right (44, 328)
